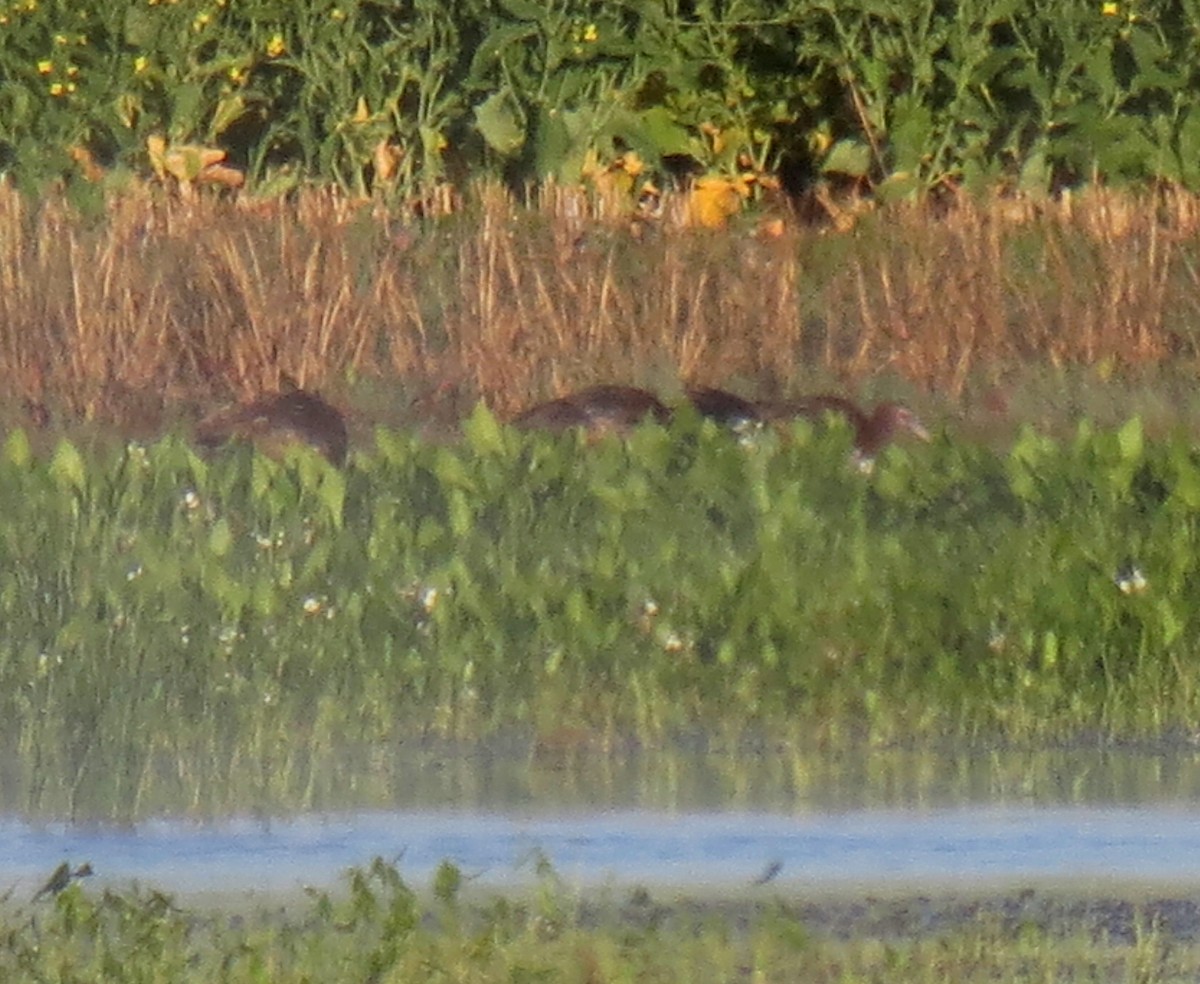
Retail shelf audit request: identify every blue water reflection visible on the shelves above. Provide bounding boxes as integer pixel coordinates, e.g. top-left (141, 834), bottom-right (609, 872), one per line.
top-left (4, 805), bottom-right (1199, 898)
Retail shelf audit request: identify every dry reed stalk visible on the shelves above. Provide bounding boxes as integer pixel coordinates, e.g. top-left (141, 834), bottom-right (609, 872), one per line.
top-left (945, 202), bottom-right (1007, 397)
top-left (3, 179), bottom-right (1200, 433)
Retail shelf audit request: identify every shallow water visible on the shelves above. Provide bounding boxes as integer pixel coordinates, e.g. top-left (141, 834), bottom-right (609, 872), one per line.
top-left (5, 805), bottom-right (1200, 900)
top-left (7, 743), bottom-right (1200, 900)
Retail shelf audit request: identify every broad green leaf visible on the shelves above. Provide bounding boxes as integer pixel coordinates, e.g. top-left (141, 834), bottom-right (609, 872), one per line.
top-left (474, 93), bottom-right (526, 157)
top-left (533, 106), bottom-right (571, 179)
top-left (821, 139), bottom-right (871, 177)
top-left (636, 106), bottom-right (694, 158)
top-left (210, 94), bottom-right (247, 138)
top-left (888, 95), bottom-right (932, 172)
top-left (466, 23), bottom-right (539, 85)
top-left (433, 448), bottom-right (475, 492)
top-left (5, 429), bottom-right (31, 468)
top-left (209, 517), bottom-right (233, 557)
top-left (318, 468), bottom-right (346, 530)
top-left (1117, 417), bottom-right (1143, 463)
top-left (448, 490), bottom-right (473, 537)
top-left (49, 440), bottom-right (86, 494)
top-left (463, 402), bottom-right (506, 457)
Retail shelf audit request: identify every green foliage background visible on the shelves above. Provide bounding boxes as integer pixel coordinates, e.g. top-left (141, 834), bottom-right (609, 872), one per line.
top-left (1, 0), bottom-right (1196, 198)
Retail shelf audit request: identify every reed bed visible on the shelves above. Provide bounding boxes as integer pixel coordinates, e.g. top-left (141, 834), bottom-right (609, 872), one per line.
top-left (2, 182), bottom-right (1200, 434)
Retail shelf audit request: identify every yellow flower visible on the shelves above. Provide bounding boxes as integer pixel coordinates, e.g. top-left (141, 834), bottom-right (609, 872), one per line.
top-left (37, 59), bottom-right (52, 75)
top-left (265, 33), bottom-right (286, 58)
top-left (49, 81), bottom-right (65, 96)
top-left (53, 33), bottom-right (67, 45)
top-left (193, 11), bottom-right (211, 30)
top-left (331, 7), bottom-right (346, 20)
top-left (1101, 1), bottom-right (1119, 13)
top-left (134, 55), bottom-right (149, 75)
top-left (229, 65), bottom-right (246, 84)
top-left (582, 23), bottom-right (598, 42)
top-left (66, 65), bottom-right (79, 77)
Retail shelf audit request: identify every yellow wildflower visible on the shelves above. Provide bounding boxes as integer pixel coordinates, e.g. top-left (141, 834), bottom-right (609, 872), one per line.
top-left (193, 11), bottom-right (211, 30)
top-left (582, 23), bottom-right (598, 42)
top-left (1101, 1), bottom-right (1118, 13)
top-left (134, 55), bottom-right (149, 75)
top-left (53, 33), bottom-right (67, 45)
top-left (331, 7), bottom-right (346, 21)
top-left (229, 65), bottom-right (247, 84)
top-left (37, 59), bottom-right (52, 75)
top-left (49, 82), bottom-right (65, 96)
top-left (66, 65), bottom-right (79, 77)
top-left (265, 33), bottom-right (286, 58)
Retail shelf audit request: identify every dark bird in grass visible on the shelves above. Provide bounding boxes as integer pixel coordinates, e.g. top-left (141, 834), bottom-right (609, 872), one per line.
top-left (751, 860), bottom-right (784, 886)
top-left (195, 381), bottom-right (348, 466)
top-left (32, 861), bottom-right (93, 901)
top-left (512, 385), bottom-right (672, 436)
top-left (759, 395), bottom-right (931, 472)
top-left (685, 387), bottom-right (766, 436)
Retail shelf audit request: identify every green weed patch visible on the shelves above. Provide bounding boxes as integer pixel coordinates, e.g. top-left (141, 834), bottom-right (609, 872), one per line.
top-left (2, 859), bottom-right (1198, 984)
top-left (1, 414), bottom-right (1198, 819)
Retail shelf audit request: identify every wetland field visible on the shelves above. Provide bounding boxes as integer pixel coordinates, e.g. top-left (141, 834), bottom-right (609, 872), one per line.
top-left (7, 186), bottom-right (1200, 980)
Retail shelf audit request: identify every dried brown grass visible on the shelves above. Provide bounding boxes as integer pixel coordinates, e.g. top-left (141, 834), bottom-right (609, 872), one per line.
top-left (2, 179), bottom-right (1198, 432)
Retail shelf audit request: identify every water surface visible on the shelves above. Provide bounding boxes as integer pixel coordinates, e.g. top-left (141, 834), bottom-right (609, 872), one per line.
top-left (8, 742), bottom-right (1200, 900)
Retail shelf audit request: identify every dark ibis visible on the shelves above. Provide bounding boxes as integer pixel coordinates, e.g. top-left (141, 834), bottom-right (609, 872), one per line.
top-left (512, 385), bottom-right (671, 436)
top-left (760, 395), bottom-right (930, 471)
top-left (685, 387), bottom-right (765, 435)
top-left (195, 384), bottom-right (348, 466)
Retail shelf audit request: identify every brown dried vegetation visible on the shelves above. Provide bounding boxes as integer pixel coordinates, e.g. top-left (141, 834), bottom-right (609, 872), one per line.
top-left (2, 180), bottom-right (1199, 442)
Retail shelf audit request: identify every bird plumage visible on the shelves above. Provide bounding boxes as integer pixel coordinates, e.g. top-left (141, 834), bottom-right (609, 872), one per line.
top-left (195, 387), bottom-right (348, 465)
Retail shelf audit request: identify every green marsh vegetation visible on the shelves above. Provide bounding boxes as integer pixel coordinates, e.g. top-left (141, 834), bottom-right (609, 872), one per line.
top-left (4, 858), bottom-right (1200, 984)
top-left (4, 398), bottom-right (1200, 820)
